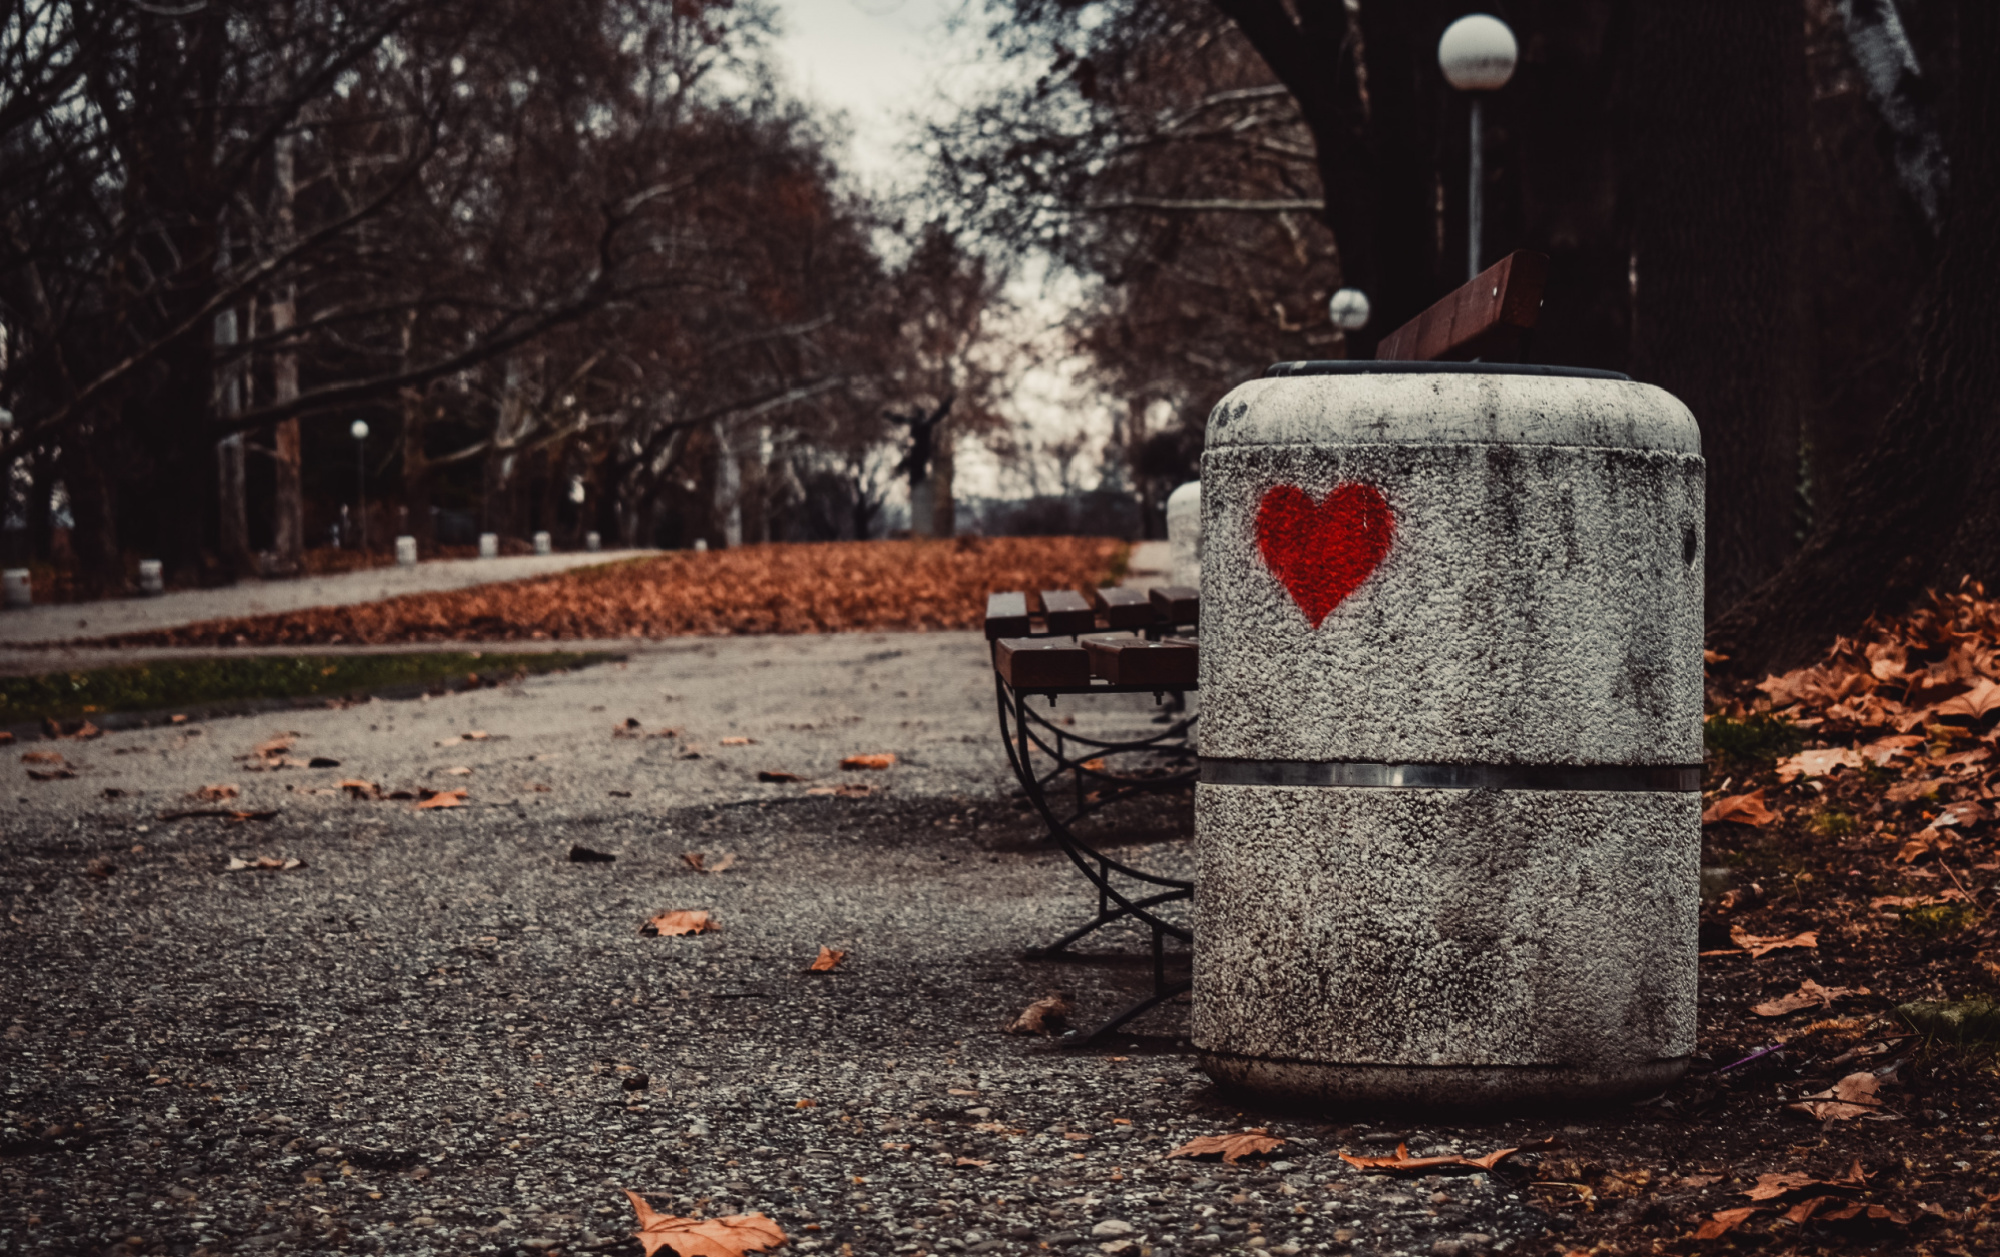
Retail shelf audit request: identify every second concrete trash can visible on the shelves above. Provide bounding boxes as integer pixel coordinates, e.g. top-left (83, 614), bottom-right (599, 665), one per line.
top-left (1194, 362), bottom-right (1705, 1109)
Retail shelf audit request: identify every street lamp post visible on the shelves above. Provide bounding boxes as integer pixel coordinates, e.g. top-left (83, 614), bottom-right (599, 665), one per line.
top-left (1438, 14), bottom-right (1519, 282)
top-left (350, 419), bottom-right (370, 555)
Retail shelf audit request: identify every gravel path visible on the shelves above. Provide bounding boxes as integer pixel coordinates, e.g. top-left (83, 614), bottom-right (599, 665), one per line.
top-left (0, 552), bottom-right (654, 647)
top-left (3, 631), bottom-right (1554, 1257)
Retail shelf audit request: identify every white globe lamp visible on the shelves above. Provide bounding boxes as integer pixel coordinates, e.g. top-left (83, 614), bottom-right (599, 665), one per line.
top-left (1438, 14), bottom-right (1518, 281)
top-left (1328, 288), bottom-right (1371, 333)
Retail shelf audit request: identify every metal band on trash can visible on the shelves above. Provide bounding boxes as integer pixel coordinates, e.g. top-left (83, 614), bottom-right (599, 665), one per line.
top-left (1199, 758), bottom-right (1701, 793)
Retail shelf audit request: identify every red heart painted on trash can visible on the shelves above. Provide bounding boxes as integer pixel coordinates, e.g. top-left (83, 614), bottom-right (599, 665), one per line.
top-left (1255, 483), bottom-right (1395, 627)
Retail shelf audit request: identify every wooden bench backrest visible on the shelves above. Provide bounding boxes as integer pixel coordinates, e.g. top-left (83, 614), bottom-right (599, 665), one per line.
top-left (1376, 250), bottom-right (1549, 364)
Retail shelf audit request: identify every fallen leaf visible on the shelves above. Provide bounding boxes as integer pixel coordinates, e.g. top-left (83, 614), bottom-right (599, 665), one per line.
top-left (1006, 994), bottom-right (1071, 1035)
top-left (21, 750), bottom-right (64, 765)
top-left (226, 856), bottom-right (304, 871)
top-left (1730, 926), bottom-right (1819, 958)
top-left (26, 766), bottom-right (77, 780)
top-left (568, 844), bottom-right (616, 863)
top-left (1169, 1129), bottom-right (1286, 1165)
top-left (1694, 1206), bottom-right (1760, 1239)
top-left (756, 770), bottom-right (803, 783)
top-left (954, 1157), bottom-right (990, 1167)
top-left (1675, 1173), bottom-right (1725, 1189)
top-left (806, 783), bottom-right (874, 798)
top-left (624, 1190), bottom-right (786, 1257)
top-left (414, 788), bottom-right (468, 810)
top-left (1775, 747), bottom-right (1864, 782)
top-left (1895, 828), bottom-right (1951, 863)
top-left (190, 783), bottom-right (240, 802)
top-left (682, 852), bottom-right (736, 874)
top-left (1787, 1071), bottom-right (1899, 1123)
top-left (642, 909), bottom-right (715, 936)
top-left (1745, 1171), bottom-right (1822, 1201)
top-left (1703, 789), bottom-right (1783, 826)
top-left (720, 736), bottom-right (754, 746)
top-left (1859, 733), bottom-right (1925, 764)
top-left (682, 851), bottom-right (706, 871)
top-left (840, 753), bottom-right (896, 771)
top-left (1820, 1201), bottom-right (1907, 1223)
top-left (156, 808), bottom-right (280, 822)
top-left (808, 945), bottom-right (846, 972)
top-left (338, 779), bottom-right (382, 799)
top-left (253, 734), bottom-right (297, 760)
top-left (444, 766), bottom-right (473, 776)
top-left (1337, 1139), bottom-right (1554, 1174)
top-left (1752, 979), bottom-right (1868, 1017)
top-left (463, 730), bottom-right (490, 741)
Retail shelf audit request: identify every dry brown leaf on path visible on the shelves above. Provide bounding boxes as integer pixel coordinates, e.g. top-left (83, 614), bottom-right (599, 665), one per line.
top-left (1744, 1171), bottom-right (1822, 1201)
top-left (682, 852), bottom-right (737, 874)
top-left (339, 779), bottom-right (382, 799)
top-left (1006, 994), bottom-right (1071, 1035)
top-left (158, 807), bottom-right (279, 822)
top-left (21, 750), bottom-right (64, 765)
top-left (1775, 748), bottom-right (1864, 782)
top-left (808, 946), bottom-right (846, 972)
top-left (642, 909), bottom-right (715, 937)
top-left (841, 753), bottom-right (896, 771)
top-left (1703, 789), bottom-right (1783, 826)
top-left (26, 766), bottom-right (77, 780)
top-left (1787, 1072), bottom-right (1899, 1123)
top-left (414, 788), bottom-right (468, 810)
top-left (1337, 1138), bottom-right (1555, 1174)
top-left (1729, 926), bottom-right (1818, 958)
top-left (1895, 828), bottom-right (1952, 863)
top-left (1169, 1129), bottom-right (1286, 1165)
top-left (719, 736), bottom-right (754, 746)
top-left (444, 766), bottom-right (473, 776)
top-left (1859, 733), bottom-right (1926, 764)
top-left (226, 856), bottom-right (304, 871)
top-left (1694, 1206), bottom-right (1761, 1240)
top-left (463, 730), bottom-right (489, 741)
top-left (1751, 979), bottom-right (1868, 1017)
top-left (190, 783), bottom-right (239, 802)
top-left (806, 782), bottom-right (875, 798)
top-left (253, 733), bottom-right (297, 759)
top-left (1820, 1201), bottom-right (1908, 1224)
top-left (624, 1190), bottom-right (786, 1257)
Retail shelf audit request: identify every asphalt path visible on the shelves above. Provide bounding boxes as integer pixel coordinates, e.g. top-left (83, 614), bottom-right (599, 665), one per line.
top-left (2, 630), bottom-right (1550, 1257)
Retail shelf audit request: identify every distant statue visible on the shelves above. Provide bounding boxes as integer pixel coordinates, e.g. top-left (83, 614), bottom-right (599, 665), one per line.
top-left (889, 393), bottom-right (955, 488)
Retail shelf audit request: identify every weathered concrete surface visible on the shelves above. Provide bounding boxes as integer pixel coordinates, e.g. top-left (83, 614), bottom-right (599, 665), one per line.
top-left (1193, 371), bottom-right (1704, 1109)
top-left (1167, 482), bottom-right (1203, 590)
top-left (1193, 784), bottom-right (1700, 1107)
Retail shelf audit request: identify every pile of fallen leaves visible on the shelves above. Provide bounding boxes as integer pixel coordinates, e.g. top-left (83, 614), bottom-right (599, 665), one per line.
top-left (1554, 585), bottom-right (2000, 1255)
top-left (100, 536), bottom-right (1126, 647)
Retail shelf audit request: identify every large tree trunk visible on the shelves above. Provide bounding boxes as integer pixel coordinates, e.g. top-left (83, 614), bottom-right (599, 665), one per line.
top-left (215, 295), bottom-right (254, 579)
top-left (1709, 0), bottom-right (2000, 675)
top-left (59, 421), bottom-right (125, 595)
top-left (1626, 0), bottom-right (1808, 614)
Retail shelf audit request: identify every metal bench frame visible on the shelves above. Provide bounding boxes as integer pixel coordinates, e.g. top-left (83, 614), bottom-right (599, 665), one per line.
top-left (990, 598), bottom-right (1198, 1043)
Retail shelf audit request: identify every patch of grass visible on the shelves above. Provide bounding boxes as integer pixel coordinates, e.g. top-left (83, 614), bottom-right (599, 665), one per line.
top-left (0, 651), bottom-right (612, 726)
top-left (1703, 713), bottom-right (1805, 767)
top-left (1898, 900), bottom-right (1979, 937)
top-left (1811, 810), bottom-right (1858, 838)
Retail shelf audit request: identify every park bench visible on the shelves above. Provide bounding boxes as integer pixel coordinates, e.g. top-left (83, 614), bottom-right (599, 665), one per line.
top-left (981, 250), bottom-right (1551, 1042)
top-left (986, 586), bottom-right (1203, 1041)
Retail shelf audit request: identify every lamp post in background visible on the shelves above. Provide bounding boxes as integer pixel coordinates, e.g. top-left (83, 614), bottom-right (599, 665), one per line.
top-left (1438, 14), bottom-right (1519, 282)
top-left (350, 419), bottom-right (370, 555)
top-left (1328, 287), bottom-right (1372, 335)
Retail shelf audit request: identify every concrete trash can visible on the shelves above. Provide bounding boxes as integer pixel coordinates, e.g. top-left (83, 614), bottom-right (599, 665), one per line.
top-left (2, 568), bottom-right (30, 610)
top-left (137, 560), bottom-right (165, 596)
top-left (479, 533), bottom-right (499, 559)
top-left (533, 531), bottom-right (552, 556)
top-left (585, 531), bottom-right (602, 553)
top-left (1167, 481), bottom-right (1202, 589)
top-left (395, 535), bottom-right (418, 567)
top-left (1194, 362), bottom-right (1705, 1109)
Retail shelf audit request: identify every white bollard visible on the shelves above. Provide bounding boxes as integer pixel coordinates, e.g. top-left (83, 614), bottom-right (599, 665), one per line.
top-left (1, 568), bottom-right (30, 610)
top-left (1193, 363), bottom-right (1705, 1109)
top-left (1166, 481), bottom-right (1202, 589)
top-left (478, 533), bottom-right (499, 559)
top-left (585, 531), bottom-right (601, 552)
top-left (394, 535), bottom-right (418, 567)
top-left (692, 538), bottom-right (708, 552)
top-left (532, 531), bottom-right (552, 556)
top-left (137, 559), bottom-right (164, 596)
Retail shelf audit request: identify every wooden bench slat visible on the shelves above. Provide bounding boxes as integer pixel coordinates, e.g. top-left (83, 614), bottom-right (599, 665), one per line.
top-left (1081, 634), bottom-right (1198, 687)
top-left (1375, 250), bottom-right (1549, 363)
top-left (1035, 589), bottom-right (1096, 636)
top-left (1091, 586), bottom-right (1157, 630)
top-left (1148, 585), bottom-right (1199, 626)
top-left (995, 637), bottom-right (1093, 689)
top-left (985, 591), bottom-right (1031, 641)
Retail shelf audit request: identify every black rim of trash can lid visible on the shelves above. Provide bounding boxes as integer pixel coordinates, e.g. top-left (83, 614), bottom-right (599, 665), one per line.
top-left (1265, 361), bottom-right (1633, 381)
top-left (1200, 757), bottom-right (1700, 793)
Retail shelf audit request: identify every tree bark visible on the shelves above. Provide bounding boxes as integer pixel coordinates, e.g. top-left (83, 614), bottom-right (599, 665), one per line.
top-left (1626, 0), bottom-right (1808, 614)
top-left (269, 131), bottom-right (305, 573)
top-left (1709, 0), bottom-right (2000, 675)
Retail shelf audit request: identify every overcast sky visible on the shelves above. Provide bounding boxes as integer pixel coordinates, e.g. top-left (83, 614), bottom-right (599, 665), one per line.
top-left (768, 0), bottom-right (979, 189)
